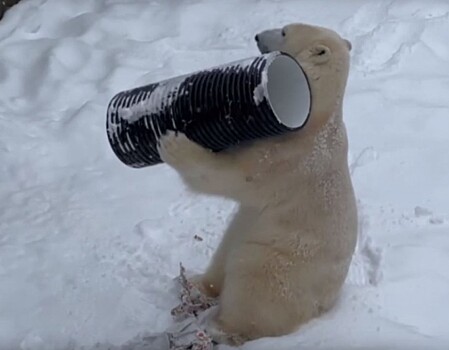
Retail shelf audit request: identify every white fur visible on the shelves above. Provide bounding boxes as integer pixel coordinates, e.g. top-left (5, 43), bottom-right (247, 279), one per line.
top-left (158, 23), bottom-right (357, 345)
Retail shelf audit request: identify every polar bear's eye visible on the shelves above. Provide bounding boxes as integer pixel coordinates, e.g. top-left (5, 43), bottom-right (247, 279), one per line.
top-left (310, 44), bottom-right (331, 64)
top-left (281, 29), bottom-right (286, 37)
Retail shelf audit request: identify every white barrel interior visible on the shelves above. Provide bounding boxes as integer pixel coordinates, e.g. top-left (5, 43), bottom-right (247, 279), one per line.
top-left (266, 54), bottom-right (311, 129)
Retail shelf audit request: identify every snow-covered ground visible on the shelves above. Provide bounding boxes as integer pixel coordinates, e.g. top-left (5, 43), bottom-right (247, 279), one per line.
top-left (1, 0), bottom-right (449, 349)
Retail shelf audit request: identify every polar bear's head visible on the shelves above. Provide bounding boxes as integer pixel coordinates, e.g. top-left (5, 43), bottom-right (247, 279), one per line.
top-left (255, 23), bottom-right (352, 126)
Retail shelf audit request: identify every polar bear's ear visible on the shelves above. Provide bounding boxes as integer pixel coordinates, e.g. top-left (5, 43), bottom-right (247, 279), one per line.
top-left (344, 39), bottom-right (352, 51)
top-left (310, 44), bottom-right (331, 64)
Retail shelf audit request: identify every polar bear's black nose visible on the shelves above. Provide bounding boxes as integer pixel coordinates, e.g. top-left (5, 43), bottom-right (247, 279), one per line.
top-left (255, 34), bottom-right (259, 42)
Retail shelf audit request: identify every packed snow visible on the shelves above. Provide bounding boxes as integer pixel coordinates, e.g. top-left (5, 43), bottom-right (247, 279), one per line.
top-left (1, 0), bottom-right (448, 349)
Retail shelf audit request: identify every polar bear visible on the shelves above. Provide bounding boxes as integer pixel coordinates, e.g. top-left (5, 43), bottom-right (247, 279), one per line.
top-left (158, 23), bottom-right (358, 345)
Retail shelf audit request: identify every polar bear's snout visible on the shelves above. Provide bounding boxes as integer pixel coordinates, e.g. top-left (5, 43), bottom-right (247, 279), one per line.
top-left (255, 29), bottom-right (283, 53)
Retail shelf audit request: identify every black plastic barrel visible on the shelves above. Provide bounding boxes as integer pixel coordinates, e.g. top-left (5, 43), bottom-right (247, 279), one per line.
top-left (106, 51), bottom-right (311, 168)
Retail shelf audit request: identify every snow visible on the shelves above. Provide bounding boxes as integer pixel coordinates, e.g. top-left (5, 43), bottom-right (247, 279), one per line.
top-left (0, 0), bottom-right (448, 349)
top-left (112, 77), bottom-right (186, 124)
top-left (253, 70), bottom-right (267, 106)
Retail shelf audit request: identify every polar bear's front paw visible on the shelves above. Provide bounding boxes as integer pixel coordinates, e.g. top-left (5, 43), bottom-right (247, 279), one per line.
top-left (157, 131), bottom-right (212, 169)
